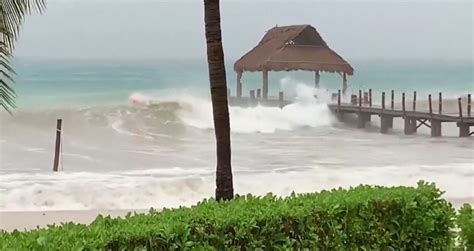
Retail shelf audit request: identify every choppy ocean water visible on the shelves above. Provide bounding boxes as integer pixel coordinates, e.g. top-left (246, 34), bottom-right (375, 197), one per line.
top-left (0, 59), bottom-right (472, 211)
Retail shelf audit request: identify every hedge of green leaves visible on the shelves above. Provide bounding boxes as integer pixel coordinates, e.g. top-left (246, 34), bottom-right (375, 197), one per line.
top-left (0, 181), bottom-right (463, 250)
top-left (457, 204), bottom-right (474, 250)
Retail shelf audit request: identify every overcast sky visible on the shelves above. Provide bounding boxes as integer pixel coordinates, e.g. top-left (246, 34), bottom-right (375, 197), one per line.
top-left (14, 0), bottom-right (473, 61)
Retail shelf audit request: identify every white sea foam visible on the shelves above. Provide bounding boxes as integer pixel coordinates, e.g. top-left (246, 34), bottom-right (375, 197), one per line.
top-left (128, 81), bottom-right (336, 133)
top-left (1, 77), bottom-right (472, 212)
top-left (0, 162), bottom-right (472, 211)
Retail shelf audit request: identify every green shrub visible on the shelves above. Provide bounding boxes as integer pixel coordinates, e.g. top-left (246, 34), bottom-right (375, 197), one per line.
top-left (0, 181), bottom-right (456, 250)
top-left (457, 203), bottom-right (474, 250)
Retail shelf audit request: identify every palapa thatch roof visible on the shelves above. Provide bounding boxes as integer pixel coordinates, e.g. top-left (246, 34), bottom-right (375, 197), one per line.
top-left (234, 25), bottom-right (354, 75)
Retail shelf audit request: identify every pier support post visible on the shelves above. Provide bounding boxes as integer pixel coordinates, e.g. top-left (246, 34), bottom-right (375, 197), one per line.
top-left (430, 119), bottom-right (442, 137)
top-left (380, 115), bottom-right (392, 134)
top-left (357, 112), bottom-right (370, 128)
top-left (404, 117), bottom-right (415, 135)
top-left (411, 118), bottom-right (418, 133)
top-left (387, 117), bottom-right (393, 129)
top-left (458, 123), bottom-right (470, 137)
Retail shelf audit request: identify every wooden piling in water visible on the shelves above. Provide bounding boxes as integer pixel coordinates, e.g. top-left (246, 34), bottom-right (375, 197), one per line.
top-left (358, 90), bottom-right (362, 108)
top-left (439, 92), bottom-right (442, 114)
top-left (411, 118), bottom-right (418, 133)
top-left (413, 91), bottom-right (417, 111)
top-left (357, 113), bottom-right (369, 128)
top-left (257, 89), bottom-right (261, 98)
top-left (431, 120), bottom-right (442, 137)
top-left (53, 119), bottom-right (62, 172)
top-left (337, 89), bottom-right (343, 121)
top-left (402, 93), bottom-right (406, 112)
top-left (369, 89), bottom-right (372, 107)
top-left (459, 123), bottom-right (470, 137)
top-left (428, 94), bottom-right (433, 115)
top-left (391, 90), bottom-right (394, 110)
top-left (458, 97), bottom-right (463, 118)
top-left (404, 117), bottom-right (415, 135)
top-left (380, 115), bottom-right (392, 134)
top-left (468, 94), bottom-right (471, 117)
top-left (278, 91), bottom-right (284, 108)
top-left (382, 92), bottom-right (385, 110)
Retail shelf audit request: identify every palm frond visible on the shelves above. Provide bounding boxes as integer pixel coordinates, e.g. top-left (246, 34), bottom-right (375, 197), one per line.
top-left (0, 0), bottom-right (46, 112)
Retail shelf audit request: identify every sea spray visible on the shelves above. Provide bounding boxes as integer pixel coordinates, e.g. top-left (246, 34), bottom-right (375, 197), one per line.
top-left (0, 163), bottom-right (472, 211)
top-left (129, 81), bottom-right (336, 133)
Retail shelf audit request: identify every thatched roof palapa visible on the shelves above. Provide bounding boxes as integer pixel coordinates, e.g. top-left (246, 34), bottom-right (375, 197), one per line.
top-left (234, 25), bottom-right (353, 75)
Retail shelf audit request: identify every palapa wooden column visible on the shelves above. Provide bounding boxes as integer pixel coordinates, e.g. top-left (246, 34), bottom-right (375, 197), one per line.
top-left (262, 70), bottom-right (269, 99)
top-left (236, 71), bottom-right (242, 98)
top-left (342, 73), bottom-right (347, 94)
top-left (315, 71), bottom-right (320, 88)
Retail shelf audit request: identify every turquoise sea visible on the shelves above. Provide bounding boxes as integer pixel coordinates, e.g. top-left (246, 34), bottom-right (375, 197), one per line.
top-left (13, 59), bottom-right (473, 108)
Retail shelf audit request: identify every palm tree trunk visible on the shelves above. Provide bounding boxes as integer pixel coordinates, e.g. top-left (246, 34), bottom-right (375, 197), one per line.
top-left (203, 0), bottom-right (233, 201)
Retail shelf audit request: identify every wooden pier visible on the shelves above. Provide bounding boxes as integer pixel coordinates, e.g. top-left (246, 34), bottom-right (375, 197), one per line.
top-left (227, 88), bottom-right (473, 137)
top-left (328, 90), bottom-right (473, 137)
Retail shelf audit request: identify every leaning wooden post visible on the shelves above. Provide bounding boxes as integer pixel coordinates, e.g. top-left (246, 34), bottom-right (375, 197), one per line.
top-left (438, 92), bottom-right (442, 114)
top-left (428, 94), bottom-right (432, 115)
top-left (391, 90), bottom-right (394, 110)
top-left (468, 94), bottom-right (471, 117)
top-left (413, 91), bottom-right (417, 111)
top-left (369, 89), bottom-right (372, 107)
top-left (53, 119), bottom-right (62, 172)
top-left (382, 92), bottom-right (385, 110)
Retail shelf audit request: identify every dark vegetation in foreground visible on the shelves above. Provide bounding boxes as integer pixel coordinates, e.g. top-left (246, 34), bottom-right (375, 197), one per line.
top-left (0, 181), bottom-right (472, 250)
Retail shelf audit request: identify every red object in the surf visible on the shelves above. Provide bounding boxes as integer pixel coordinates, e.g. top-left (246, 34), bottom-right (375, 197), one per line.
top-left (130, 96), bottom-right (142, 104)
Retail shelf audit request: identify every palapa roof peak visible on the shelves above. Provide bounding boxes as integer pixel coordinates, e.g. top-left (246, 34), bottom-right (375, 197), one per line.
top-left (234, 24), bottom-right (354, 75)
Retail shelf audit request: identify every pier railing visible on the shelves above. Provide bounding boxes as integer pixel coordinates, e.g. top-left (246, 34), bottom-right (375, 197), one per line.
top-left (227, 87), bottom-right (473, 137)
top-left (328, 89), bottom-right (473, 137)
